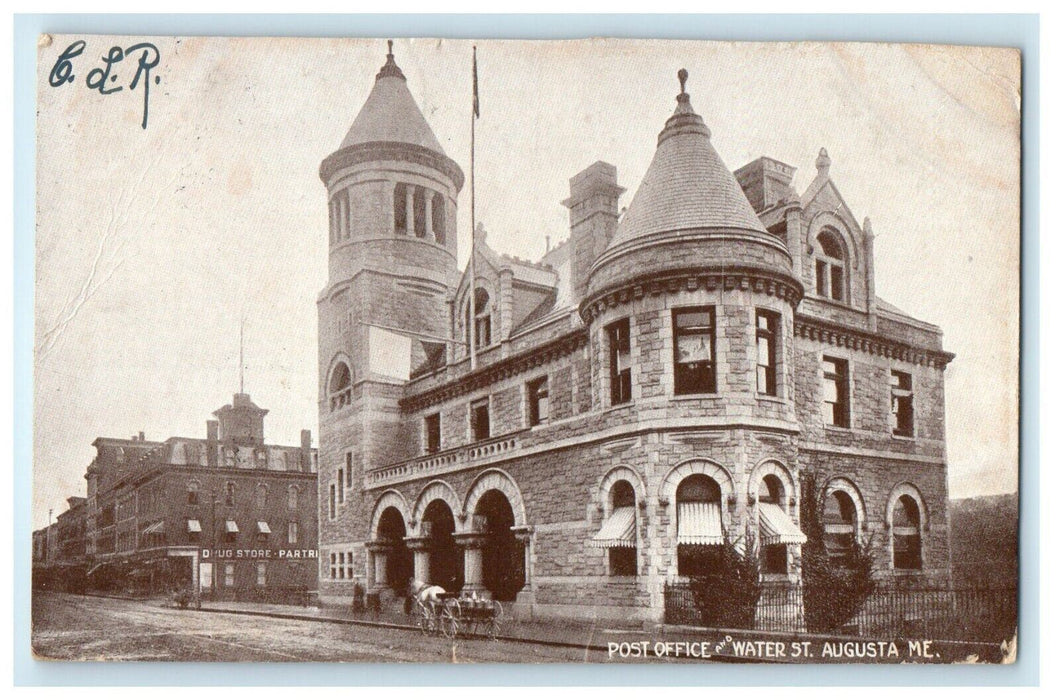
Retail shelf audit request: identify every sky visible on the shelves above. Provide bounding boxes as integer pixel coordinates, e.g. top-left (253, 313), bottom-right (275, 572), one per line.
top-left (33, 37), bottom-right (1021, 528)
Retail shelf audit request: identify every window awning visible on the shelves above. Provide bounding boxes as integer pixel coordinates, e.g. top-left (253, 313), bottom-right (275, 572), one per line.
top-left (589, 507), bottom-right (636, 548)
top-left (225, 520), bottom-right (239, 533)
top-left (759, 503), bottom-right (807, 545)
top-left (256, 521), bottom-right (271, 534)
top-left (142, 521), bottom-right (164, 536)
top-left (677, 502), bottom-right (724, 545)
top-left (186, 519), bottom-right (202, 533)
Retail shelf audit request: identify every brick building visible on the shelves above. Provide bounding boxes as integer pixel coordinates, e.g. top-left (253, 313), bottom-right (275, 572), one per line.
top-left (83, 392), bottom-right (319, 601)
top-left (316, 48), bottom-right (954, 621)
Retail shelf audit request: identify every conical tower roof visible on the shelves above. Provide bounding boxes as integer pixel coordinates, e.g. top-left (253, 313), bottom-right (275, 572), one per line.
top-left (339, 42), bottom-right (446, 154)
top-left (606, 70), bottom-right (766, 252)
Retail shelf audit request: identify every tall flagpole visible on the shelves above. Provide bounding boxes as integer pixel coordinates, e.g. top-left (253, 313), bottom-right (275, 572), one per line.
top-left (239, 316), bottom-right (245, 394)
top-left (469, 45), bottom-right (479, 371)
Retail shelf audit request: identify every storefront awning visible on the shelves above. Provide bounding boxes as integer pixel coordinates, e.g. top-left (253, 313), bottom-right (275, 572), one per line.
top-left (256, 521), bottom-right (271, 534)
top-left (225, 519), bottom-right (239, 533)
top-left (759, 503), bottom-right (807, 545)
top-left (677, 502), bottom-right (724, 545)
top-left (187, 519), bottom-right (202, 533)
top-left (142, 520), bottom-right (164, 536)
top-left (589, 507), bottom-right (635, 548)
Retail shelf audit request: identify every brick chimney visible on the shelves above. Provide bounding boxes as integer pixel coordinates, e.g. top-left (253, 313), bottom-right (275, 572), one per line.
top-left (734, 156), bottom-right (796, 213)
top-left (206, 420), bottom-right (219, 467)
top-left (562, 161), bottom-right (625, 301)
top-left (300, 429), bottom-right (312, 473)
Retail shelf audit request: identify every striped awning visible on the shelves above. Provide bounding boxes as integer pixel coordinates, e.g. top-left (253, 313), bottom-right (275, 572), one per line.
top-left (759, 503), bottom-right (807, 545)
top-left (256, 521), bottom-right (271, 534)
top-left (142, 520), bottom-right (164, 536)
top-left (225, 519), bottom-right (239, 533)
top-left (677, 502), bottom-right (724, 545)
top-left (590, 507), bottom-right (636, 548)
top-left (186, 519), bottom-right (202, 533)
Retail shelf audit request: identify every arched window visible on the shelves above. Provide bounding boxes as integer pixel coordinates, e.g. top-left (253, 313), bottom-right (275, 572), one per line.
top-left (815, 229), bottom-right (847, 302)
top-left (465, 288), bottom-right (492, 350)
top-left (757, 475), bottom-right (789, 574)
top-left (288, 485), bottom-right (299, 511)
top-left (187, 480), bottom-right (200, 506)
top-left (329, 361), bottom-right (352, 411)
top-left (892, 495), bottom-right (923, 570)
top-left (431, 192), bottom-right (446, 243)
top-left (607, 481), bottom-right (637, 576)
top-left (824, 490), bottom-right (858, 565)
top-left (676, 474), bottom-right (723, 576)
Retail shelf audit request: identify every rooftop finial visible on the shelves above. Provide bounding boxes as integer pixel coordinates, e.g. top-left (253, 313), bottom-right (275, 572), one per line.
top-left (816, 147), bottom-right (831, 174)
top-left (678, 68), bottom-right (688, 95)
top-left (376, 39), bottom-right (406, 81)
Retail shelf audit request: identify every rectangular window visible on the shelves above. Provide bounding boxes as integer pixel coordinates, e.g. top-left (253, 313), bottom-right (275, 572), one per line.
top-left (329, 552), bottom-right (337, 580)
top-left (287, 487), bottom-right (298, 510)
top-left (756, 309), bottom-right (779, 396)
top-left (288, 521), bottom-right (298, 544)
top-left (471, 398), bottom-right (490, 441)
top-left (187, 486), bottom-right (199, 506)
top-left (830, 264), bottom-right (844, 301)
top-left (413, 186), bottom-right (427, 238)
top-left (891, 370), bottom-right (914, 437)
top-left (338, 552), bottom-right (346, 579)
top-left (822, 357), bottom-right (850, 428)
top-left (328, 484), bottom-right (336, 520)
top-left (256, 562), bottom-right (267, 586)
top-left (394, 183), bottom-right (408, 232)
top-left (345, 453), bottom-right (353, 487)
top-left (607, 319), bottom-right (632, 405)
top-left (673, 307), bottom-right (717, 395)
top-left (425, 413), bottom-right (441, 454)
top-left (224, 483), bottom-right (235, 507)
top-left (346, 551), bottom-right (355, 580)
top-left (338, 468), bottom-right (345, 503)
top-left (224, 563), bottom-right (235, 587)
top-left (527, 377), bottom-right (549, 426)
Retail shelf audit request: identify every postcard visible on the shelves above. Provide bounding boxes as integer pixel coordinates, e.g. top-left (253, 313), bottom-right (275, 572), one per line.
top-left (31, 35), bottom-right (1020, 664)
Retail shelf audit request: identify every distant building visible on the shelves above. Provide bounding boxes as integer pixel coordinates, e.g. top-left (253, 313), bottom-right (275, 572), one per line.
top-left (83, 392), bottom-right (319, 602)
top-left (315, 46), bottom-right (955, 622)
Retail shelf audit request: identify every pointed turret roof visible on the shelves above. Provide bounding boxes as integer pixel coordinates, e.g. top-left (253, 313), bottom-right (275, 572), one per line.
top-left (606, 70), bottom-right (766, 251)
top-left (339, 41), bottom-right (446, 154)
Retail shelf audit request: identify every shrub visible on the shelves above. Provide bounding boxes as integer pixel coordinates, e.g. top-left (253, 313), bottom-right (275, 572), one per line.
top-left (800, 473), bottom-right (876, 633)
top-left (685, 541), bottom-right (762, 628)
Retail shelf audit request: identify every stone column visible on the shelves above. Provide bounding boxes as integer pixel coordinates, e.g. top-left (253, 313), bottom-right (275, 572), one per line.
top-left (455, 533), bottom-right (487, 597)
top-left (365, 541), bottom-right (391, 592)
top-left (405, 186), bottom-right (415, 236)
top-left (511, 526), bottom-right (536, 615)
top-left (405, 536), bottom-right (431, 583)
top-left (425, 192), bottom-right (433, 240)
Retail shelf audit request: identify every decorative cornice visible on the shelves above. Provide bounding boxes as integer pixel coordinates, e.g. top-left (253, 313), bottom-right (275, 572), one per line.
top-left (401, 330), bottom-right (588, 413)
top-left (794, 317), bottom-right (955, 368)
top-left (580, 267), bottom-right (804, 324)
top-left (320, 141), bottom-right (465, 191)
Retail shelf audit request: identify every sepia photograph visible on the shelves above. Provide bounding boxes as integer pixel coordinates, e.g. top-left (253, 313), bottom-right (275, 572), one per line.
top-left (30, 34), bottom-right (1021, 666)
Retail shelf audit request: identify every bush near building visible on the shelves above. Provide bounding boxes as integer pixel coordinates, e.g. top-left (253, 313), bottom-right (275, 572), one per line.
top-left (686, 542), bottom-right (762, 628)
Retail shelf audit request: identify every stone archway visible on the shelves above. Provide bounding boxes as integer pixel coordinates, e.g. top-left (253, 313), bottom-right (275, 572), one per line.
top-left (376, 506), bottom-right (412, 590)
top-left (474, 489), bottom-right (524, 601)
top-left (421, 499), bottom-right (463, 592)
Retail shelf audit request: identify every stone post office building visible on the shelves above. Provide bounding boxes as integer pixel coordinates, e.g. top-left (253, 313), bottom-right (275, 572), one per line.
top-left (316, 48), bottom-right (954, 621)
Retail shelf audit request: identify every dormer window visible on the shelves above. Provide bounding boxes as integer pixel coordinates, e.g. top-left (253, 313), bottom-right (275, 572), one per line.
top-left (815, 230), bottom-right (847, 302)
top-left (329, 361), bottom-right (352, 411)
top-left (466, 288), bottom-right (492, 350)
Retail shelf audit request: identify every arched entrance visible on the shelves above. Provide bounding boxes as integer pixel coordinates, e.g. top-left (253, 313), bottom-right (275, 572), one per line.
top-left (476, 489), bottom-right (524, 601)
top-left (377, 506), bottom-right (412, 590)
top-left (422, 500), bottom-right (463, 592)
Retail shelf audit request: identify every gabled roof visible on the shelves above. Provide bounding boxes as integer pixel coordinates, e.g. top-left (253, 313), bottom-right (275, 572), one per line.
top-left (339, 46), bottom-right (446, 155)
top-left (607, 72), bottom-right (766, 252)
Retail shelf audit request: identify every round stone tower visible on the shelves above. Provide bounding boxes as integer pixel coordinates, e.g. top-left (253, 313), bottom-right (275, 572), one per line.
top-left (317, 44), bottom-right (464, 584)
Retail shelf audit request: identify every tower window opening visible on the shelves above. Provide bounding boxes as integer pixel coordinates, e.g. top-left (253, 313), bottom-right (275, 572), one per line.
top-left (432, 192), bottom-right (446, 243)
top-left (393, 183), bottom-right (408, 233)
top-left (673, 307), bottom-right (716, 395)
top-left (607, 318), bottom-right (632, 406)
top-left (466, 288), bottom-right (492, 350)
top-left (892, 494), bottom-right (923, 570)
top-left (329, 361), bottom-right (352, 411)
top-left (756, 309), bottom-right (779, 396)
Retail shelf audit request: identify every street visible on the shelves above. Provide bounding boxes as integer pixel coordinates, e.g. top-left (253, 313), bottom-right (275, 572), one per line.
top-left (31, 592), bottom-right (617, 663)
